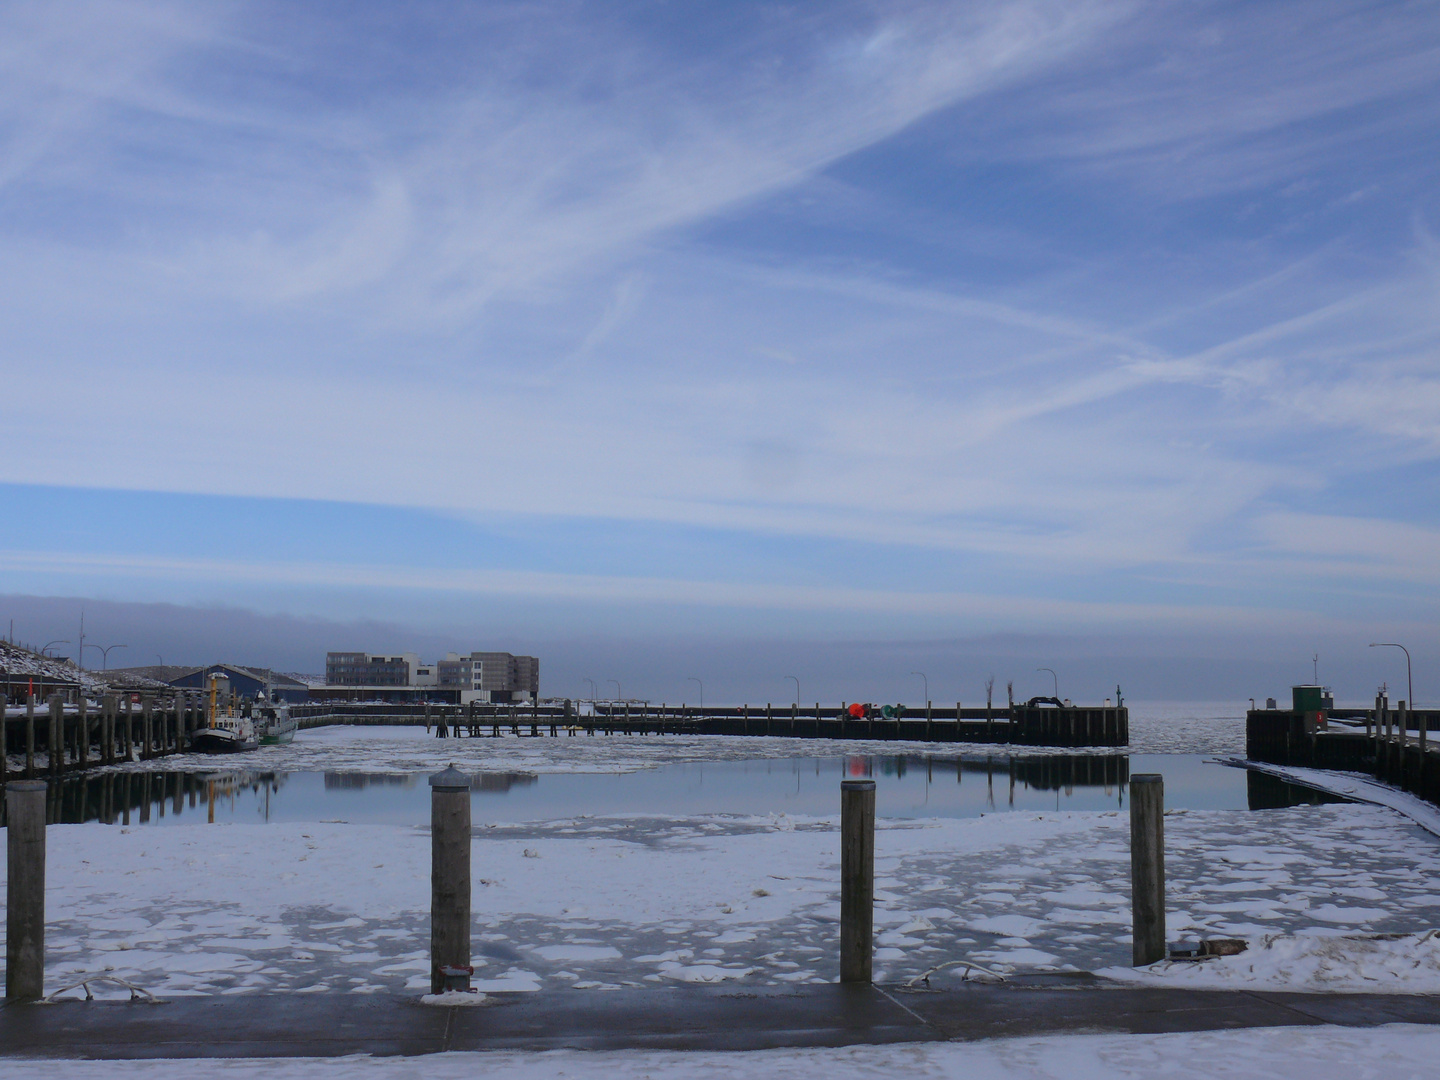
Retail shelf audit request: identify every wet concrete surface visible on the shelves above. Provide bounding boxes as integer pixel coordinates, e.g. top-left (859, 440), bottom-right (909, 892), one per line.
top-left (5, 977), bottom-right (1440, 1058)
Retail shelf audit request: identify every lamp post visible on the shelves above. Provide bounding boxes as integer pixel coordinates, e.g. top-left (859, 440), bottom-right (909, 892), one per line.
top-left (909, 671), bottom-right (928, 704)
top-left (1038, 667), bottom-right (1059, 698)
top-left (687, 677), bottom-right (703, 711)
top-left (583, 677), bottom-right (597, 700)
top-left (1369, 643), bottom-right (1413, 709)
top-left (84, 643), bottom-right (127, 671)
top-left (608, 679), bottom-right (622, 702)
top-left (41, 640), bottom-right (69, 658)
top-left (784, 675), bottom-right (799, 705)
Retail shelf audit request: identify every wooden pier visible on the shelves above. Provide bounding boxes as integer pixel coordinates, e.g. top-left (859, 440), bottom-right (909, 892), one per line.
top-left (1246, 696), bottom-right (1440, 807)
top-left (0, 691), bottom-right (194, 781)
top-left (291, 699), bottom-right (1129, 747)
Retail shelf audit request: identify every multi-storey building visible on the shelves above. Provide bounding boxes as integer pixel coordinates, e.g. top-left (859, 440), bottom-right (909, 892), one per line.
top-left (322, 650), bottom-right (538, 703)
top-left (469, 652), bottom-right (539, 703)
top-left (324, 652), bottom-right (419, 687)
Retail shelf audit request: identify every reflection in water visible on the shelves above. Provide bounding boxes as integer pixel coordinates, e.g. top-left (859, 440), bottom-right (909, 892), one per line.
top-left (1245, 770), bottom-right (1350, 810)
top-left (0, 755), bottom-right (1338, 828)
top-left (0, 771), bottom-right (288, 827)
top-left (321, 772), bottom-right (535, 793)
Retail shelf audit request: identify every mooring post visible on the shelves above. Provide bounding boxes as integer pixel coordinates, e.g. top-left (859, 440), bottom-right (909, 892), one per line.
top-left (25, 693), bottom-right (36, 778)
top-left (840, 777), bottom-right (876, 983)
top-left (430, 763), bottom-right (473, 995)
top-left (0, 693), bottom-right (7, 785)
top-left (1130, 773), bottom-right (1166, 966)
top-left (124, 695), bottom-right (135, 763)
top-left (47, 695), bottom-right (63, 777)
top-left (77, 696), bottom-right (88, 769)
top-left (1400, 700), bottom-right (1410, 786)
top-left (6, 779), bottom-right (48, 1002)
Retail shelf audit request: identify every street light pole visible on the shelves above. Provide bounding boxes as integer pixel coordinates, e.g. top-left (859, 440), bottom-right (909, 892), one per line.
top-left (583, 677), bottom-right (597, 700)
top-left (1038, 667), bottom-right (1059, 698)
top-left (909, 671), bottom-right (928, 704)
top-left (83, 643), bottom-right (127, 671)
top-left (784, 675), bottom-right (799, 705)
top-left (1369, 643), bottom-right (1413, 709)
top-left (41, 640), bottom-right (69, 658)
top-left (687, 677), bottom-right (703, 711)
top-left (608, 679), bottom-right (622, 702)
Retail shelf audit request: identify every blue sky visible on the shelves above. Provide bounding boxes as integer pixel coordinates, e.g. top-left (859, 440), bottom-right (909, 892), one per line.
top-left (1, 1), bottom-right (1438, 697)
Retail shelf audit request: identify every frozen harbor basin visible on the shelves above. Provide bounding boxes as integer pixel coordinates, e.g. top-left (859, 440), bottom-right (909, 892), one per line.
top-left (6, 710), bottom-right (1440, 1002)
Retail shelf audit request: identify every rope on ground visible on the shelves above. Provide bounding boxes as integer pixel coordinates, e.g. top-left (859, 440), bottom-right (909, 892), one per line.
top-left (43, 969), bottom-right (163, 1003)
top-left (905, 958), bottom-right (1009, 987)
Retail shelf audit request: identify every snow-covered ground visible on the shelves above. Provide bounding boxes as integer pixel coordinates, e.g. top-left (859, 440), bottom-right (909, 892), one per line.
top-left (5, 1025), bottom-right (1440, 1079)
top-left (11, 799), bottom-right (1440, 999)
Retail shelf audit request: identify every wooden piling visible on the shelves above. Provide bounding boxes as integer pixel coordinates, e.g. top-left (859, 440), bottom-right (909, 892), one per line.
top-left (0, 693), bottom-right (7, 785)
top-left (1130, 773), bottom-right (1166, 966)
top-left (101, 695), bottom-right (113, 766)
top-left (47, 695), bottom-right (62, 778)
top-left (430, 764), bottom-right (472, 995)
top-left (77, 696), bottom-right (88, 769)
top-left (124, 696), bottom-right (135, 763)
top-left (25, 694), bottom-right (36, 778)
top-left (840, 778), bottom-right (876, 983)
top-left (6, 779), bottom-right (48, 1002)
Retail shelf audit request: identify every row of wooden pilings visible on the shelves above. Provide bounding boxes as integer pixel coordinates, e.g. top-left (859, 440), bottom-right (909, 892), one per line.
top-left (1369, 695), bottom-right (1439, 801)
top-left (0, 692), bottom-right (193, 781)
top-left (5, 770), bottom-right (1168, 1002)
top-left (423, 767), bottom-right (1170, 996)
top-left (297, 699), bottom-right (1130, 748)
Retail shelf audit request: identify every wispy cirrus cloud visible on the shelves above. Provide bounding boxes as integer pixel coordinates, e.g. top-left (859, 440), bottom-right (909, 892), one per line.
top-left (0, 0), bottom-right (1438, 643)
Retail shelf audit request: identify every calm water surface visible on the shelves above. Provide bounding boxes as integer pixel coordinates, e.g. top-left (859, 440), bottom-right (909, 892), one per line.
top-left (22, 753), bottom-right (1345, 827)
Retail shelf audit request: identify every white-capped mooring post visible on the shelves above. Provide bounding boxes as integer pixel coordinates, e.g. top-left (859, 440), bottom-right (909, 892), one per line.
top-left (1130, 773), bottom-right (1166, 966)
top-left (840, 778), bottom-right (876, 983)
top-left (6, 779), bottom-right (47, 1002)
top-left (430, 764), bottom-right (473, 994)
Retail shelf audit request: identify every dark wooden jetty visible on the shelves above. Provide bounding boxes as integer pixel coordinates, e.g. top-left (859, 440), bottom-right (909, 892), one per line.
top-left (1247, 693), bottom-right (1440, 806)
top-left (0, 694), bottom-right (1128, 787)
top-left (292, 698), bottom-right (1129, 747)
top-left (0, 691), bottom-right (194, 782)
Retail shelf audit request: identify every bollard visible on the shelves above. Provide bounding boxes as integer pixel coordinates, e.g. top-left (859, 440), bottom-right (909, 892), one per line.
top-left (6, 779), bottom-right (48, 1002)
top-left (840, 778), bottom-right (875, 983)
top-left (1130, 773), bottom-right (1166, 966)
top-left (430, 764), bottom-right (473, 995)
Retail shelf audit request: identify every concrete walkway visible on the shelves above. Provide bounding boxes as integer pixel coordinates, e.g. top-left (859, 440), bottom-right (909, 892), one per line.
top-left (5, 977), bottom-right (1440, 1058)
